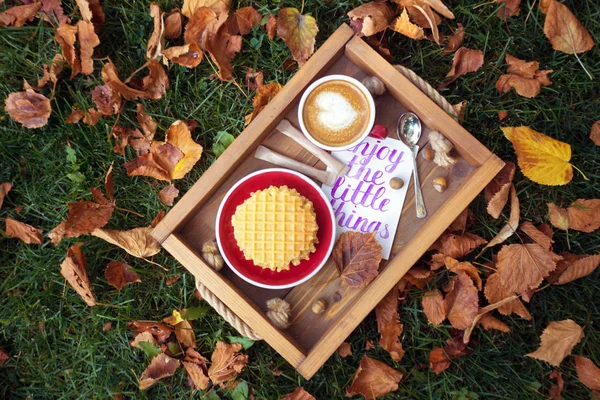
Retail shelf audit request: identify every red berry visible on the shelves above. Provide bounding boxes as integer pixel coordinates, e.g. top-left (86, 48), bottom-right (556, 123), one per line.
top-left (369, 123), bottom-right (388, 139)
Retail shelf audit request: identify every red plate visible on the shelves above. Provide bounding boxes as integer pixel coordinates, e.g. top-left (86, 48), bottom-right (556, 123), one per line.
top-left (216, 168), bottom-right (336, 289)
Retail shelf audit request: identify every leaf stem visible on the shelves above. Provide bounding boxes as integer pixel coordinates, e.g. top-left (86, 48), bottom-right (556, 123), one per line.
top-left (571, 163), bottom-right (589, 180)
top-left (124, 61), bottom-right (150, 84)
top-left (573, 52), bottom-right (594, 80)
top-left (114, 206), bottom-right (144, 218)
top-left (142, 257), bottom-right (168, 271)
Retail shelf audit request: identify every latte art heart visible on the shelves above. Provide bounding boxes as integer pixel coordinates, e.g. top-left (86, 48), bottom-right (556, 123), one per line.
top-left (315, 91), bottom-right (358, 131)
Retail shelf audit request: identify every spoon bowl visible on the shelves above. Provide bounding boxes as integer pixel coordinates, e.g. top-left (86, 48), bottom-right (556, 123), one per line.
top-left (396, 112), bottom-right (427, 219)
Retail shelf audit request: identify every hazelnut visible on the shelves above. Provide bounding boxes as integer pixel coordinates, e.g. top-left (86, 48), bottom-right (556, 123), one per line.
top-left (422, 146), bottom-right (434, 161)
top-left (312, 299), bottom-right (327, 314)
top-left (389, 177), bottom-right (404, 190)
top-left (201, 239), bottom-right (224, 271)
top-left (432, 177), bottom-right (448, 192)
top-left (266, 298), bottom-right (291, 329)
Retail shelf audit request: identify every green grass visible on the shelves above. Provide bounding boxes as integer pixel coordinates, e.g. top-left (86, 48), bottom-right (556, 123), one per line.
top-left (1, 0), bottom-right (599, 398)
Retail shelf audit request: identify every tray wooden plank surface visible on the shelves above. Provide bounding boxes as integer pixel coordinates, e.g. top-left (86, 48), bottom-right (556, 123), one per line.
top-left (153, 24), bottom-right (504, 379)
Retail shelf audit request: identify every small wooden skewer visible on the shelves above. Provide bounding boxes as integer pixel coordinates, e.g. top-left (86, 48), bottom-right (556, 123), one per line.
top-left (275, 119), bottom-right (350, 178)
top-left (254, 146), bottom-right (338, 186)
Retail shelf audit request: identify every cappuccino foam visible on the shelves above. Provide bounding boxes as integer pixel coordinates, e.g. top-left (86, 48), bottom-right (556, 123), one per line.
top-left (314, 91), bottom-right (358, 131)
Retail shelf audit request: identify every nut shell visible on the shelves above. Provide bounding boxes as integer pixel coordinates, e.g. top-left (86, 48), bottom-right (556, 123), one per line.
top-left (389, 177), bottom-right (404, 190)
top-left (312, 299), bottom-right (327, 314)
top-left (201, 239), bottom-right (224, 271)
top-left (422, 146), bottom-right (434, 161)
top-left (432, 177), bottom-right (448, 192)
top-left (361, 76), bottom-right (386, 96)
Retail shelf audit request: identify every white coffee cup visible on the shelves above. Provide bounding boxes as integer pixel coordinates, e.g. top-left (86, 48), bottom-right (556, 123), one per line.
top-left (298, 74), bottom-right (376, 152)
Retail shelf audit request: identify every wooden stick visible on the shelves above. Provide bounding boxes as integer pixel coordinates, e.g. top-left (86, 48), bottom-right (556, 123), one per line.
top-left (276, 119), bottom-right (350, 178)
top-left (254, 145), bottom-right (337, 186)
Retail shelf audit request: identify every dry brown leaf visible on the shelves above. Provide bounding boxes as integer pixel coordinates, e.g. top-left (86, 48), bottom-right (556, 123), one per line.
top-left (164, 9), bottom-right (182, 39)
top-left (429, 333), bottom-right (470, 374)
top-left (498, 110), bottom-right (508, 120)
top-left (245, 68), bottom-right (264, 90)
top-left (551, 253), bottom-right (600, 285)
top-left (208, 342), bottom-right (248, 386)
top-left (444, 272), bottom-right (478, 330)
top-left (480, 184), bottom-right (519, 253)
top-left (338, 342), bottom-right (352, 358)
top-left (92, 225), bottom-right (160, 259)
top-left (165, 120), bottom-right (203, 179)
top-left (136, 104), bottom-right (156, 140)
top-left (75, 0), bottom-right (104, 30)
top-left (391, 8), bottom-right (424, 40)
top-left (375, 286), bottom-right (404, 361)
top-left (130, 331), bottom-right (157, 348)
top-left (34, 53), bottom-right (65, 90)
top-left (266, 14), bottom-right (277, 40)
top-left (548, 369), bottom-right (564, 400)
top-left (365, 32), bottom-right (393, 62)
top-left (127, 321), bottom-right (173, 343)
top-left (38, 0), bottom-right (68, 25)
top-left (139, 353), bottom-right (180, 390)
top-left (101, 61), bottom-right (147, 100)
top-left (280, 387), bottom-right (316, 400)
top-left (244, 81), bottom-right (282, 125)
top-left (104, 261), bottom-right (141, 290)
top-left (333, 232), bottom-right (382, 288)
top-left (497, 0), bottom-right (521, 20)
top-left (77, 20), bottom-right (99, 75)
top-left (520, 221), bottom-right (553, 250)
top-left (55, 23), bottom-right (81, 78)
top-left (444, 257), bottom-right (482, 290)
top-left (227, 6), bottom-right (260, 36)
top-left (429, 347), bottom-right (451, 374)
top-left (547, 202), bottom-right (569, 230)
top-left (141, 59), bottom-right (170, 99)
top-left (550, 199), bottom-right (600, 233)
top-left (0, 3), bottom-right (40, 27)
top-left (442, 23), bottom-right (464, 55)
top-left (496, 243), bottom-right (556, 294)
top-left (347, 2), bottom-right (393, 37)
top-left (60, 243), bottom-right (96, 306)
top-left (447, 208), bottom-right (471, 233)
top-left (111, 126), bottom-right (149, 155)
top-left (182, 0), bottom-right (231, 18)
top-left (277, 8), bottom-right (318, 66)
top-left (422, 289), bottom-right (446, 326)
top-left (526, 319), bottom-right (584, 367)
top-left (162, 42), bottom-right (204, 68)
top-left (590, 121), bottom-right (600, 146)
top-left (81, 108), bottom-right (101, 126)
top-left (92, 84), bottom-right (121, 116)
top-left (4, 89), bottom-right (51, 129)
top-left (175, 319), bottom-right (196, 349)
top-left (375, 285), bottom-right (398, 333)
top-left (346, 355), bottom-right (403, 399)
top-left (0, 182), bottom-right (12, 210)
top-left (404, 267), bottom-right (433, 289)
top-left (0, 348), bottom-right (9, 366)
top-left (147, 4), bottom-right (165, 61)
top-left (65, 109), bottom-right (85, 124)
top-left (439, 47), bottom-right (484, 88)
top-left (431, 232), bottom-right (487, 259)
top-left (479, 313), bottom-right (511, 333)
top-left (5, 218), bottom-right (43, 244)
top-left (123, 142), bottom-right (182, 180)
top-left (539, 0), bottom-right (594, 55)
top-left (411, 4), bottom-right (442, 44)
top-left (158, 184), bottom-right (179, 206)
top-left (496, 54), bottom-right (553, 98)
top-left (183, 348), bottom-right (209, 390)
top-left (484, 273), bottom-right (531, 319)
top-left (184, 7), bottom-right (223, 46)
top-left (575, 356), bottom-right (600, 391)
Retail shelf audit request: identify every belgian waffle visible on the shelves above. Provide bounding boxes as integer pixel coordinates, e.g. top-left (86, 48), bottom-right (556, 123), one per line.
top-left (231, 185), bottom-right (319, 271)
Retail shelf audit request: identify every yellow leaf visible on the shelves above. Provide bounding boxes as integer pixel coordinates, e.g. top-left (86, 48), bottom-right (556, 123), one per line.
top-left (276, 8), bottom-right (319, 66)
top-left (391, 8), bottom-right (425, 40)
top-left (165, 120), bottom-right (203, 180)
top-left (502, 126), bottom-right (573, 186)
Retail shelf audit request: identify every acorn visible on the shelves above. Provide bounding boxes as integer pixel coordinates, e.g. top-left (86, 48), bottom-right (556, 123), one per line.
top-left (312, 299), bottom-right (327, 314)
top-left (432, 177), bottom-right (448, 192)
top-left (389, 177), bottom-right (404, 190)
top-left (422, 146), bottom-right (434, 161)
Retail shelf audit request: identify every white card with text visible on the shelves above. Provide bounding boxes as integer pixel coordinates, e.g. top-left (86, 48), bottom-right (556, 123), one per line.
top-left (322, 136), bottom-right (413, 259)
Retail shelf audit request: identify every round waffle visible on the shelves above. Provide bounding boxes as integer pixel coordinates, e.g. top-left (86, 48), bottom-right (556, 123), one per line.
top-left (231, 185), bottom-right (319, 271)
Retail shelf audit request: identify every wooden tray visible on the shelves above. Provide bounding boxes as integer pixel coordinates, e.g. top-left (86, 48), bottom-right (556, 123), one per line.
top-left (152, 24), bottom-right (504, 380)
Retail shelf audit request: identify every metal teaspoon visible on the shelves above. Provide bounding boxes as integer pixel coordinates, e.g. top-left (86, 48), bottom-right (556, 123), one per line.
top-left (397, 112), bottom-right (427, 218)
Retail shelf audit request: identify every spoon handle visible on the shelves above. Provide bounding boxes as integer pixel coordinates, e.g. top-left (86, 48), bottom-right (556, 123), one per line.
top-left (411, 145), bottom-right (427, 218)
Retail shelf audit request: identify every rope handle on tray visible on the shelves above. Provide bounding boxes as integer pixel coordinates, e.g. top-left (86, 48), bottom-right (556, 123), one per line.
top-left (194, 66), bottom-right (455, 342)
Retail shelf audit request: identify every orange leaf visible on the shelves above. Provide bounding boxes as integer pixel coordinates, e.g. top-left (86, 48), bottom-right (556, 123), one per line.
top-left (0, 182), bottom-right (12, 210)
top-left (92, 84), bottom-right (121, 116)
top-left (276, 8), bottom-right (318, 66)
top-left (127, 321), bottom-right (173, 343)
top-left (60, 243), bottom-right (96, 306)
top-left (439, 47), bottom-right (484, 88)
top-left (346, 355), bottom-right (403, 399)
top-left (549, 370), bottom-right (564, 400)
top-left (227, 6), bottom-right (260, 36)
top-left (165, 120), bottom-right (203, 180)
top-left (101, 60), bottom-right (168, 100)
top-left (111, 126), bottom-right (150, 155)
top-left (479, 184), bottom-right (519, 253)
top-left (484, 161), bottom-right (515, 219)
top-left (0, 3), bottom-right (40, 27)
top-left (162, 42), bottom-right (204, 68)
top-left (484, 273), bottom-right (531, 319)
top-left (520, 221), bottom-right (553, 250)
top-left (442, 23), bottom-right (464, 55)
top-left (182, 347), bottom-right (209, 390)
top-left (422, 289), bottom-right (446, 326)
top-left (552, 252), bottom-right (600, 285)
top-left (574, 356), bottom-right (600, 391)
top-left (375, 284), bottom-right (399, 332)
top-left (130, 331), bottom-right (157, 349)
top-left (146, 4), bottom-right (165, 60)
top-left (539, 0), bottom-right (594, 55)
top-left (429, 347), bottom-right (451, 374)
top-left (280, 387), bottom-right (316, 400)
top-left (503, 126), bottom-right (573, 186)
top-left (266, 14), bottom-right (277, 40)
top-left (139, 353), bottom-right (180, 390)
top-left (92, 226), bottom-right (161, 259)
top-left (333, 232), bottom-right (382, 288)
top-left (526, 319), bottom-right (584, 367)
top-left (55, 23), bottom-right (81, 78)
top-left (0, 348), bottom-right (9, 366)
top-left (182, 0), bottom-right (231, 18)
top-left (245, 68), bottom-right (264, 90)
top-left (496, 243), bottom-right (556, 294)
top-left (478, 313), bottom-right (511, 333)
top-left (104, 261), bottom-right (141, 290)
top-left (431, 232), bottom-right (487, 259)
top-left (136, 103), bottom-right (156, 140)
top-left (496, 54), bottom-right (553, 98)
top-left (375, 286), bottom-right (404, 361)
top-left (391, 8), bottom-right (425, 40)
top-left (444, 272), bottom-right (478, 330)
top-left (164, 9), bottom-right (183, 39)
top-left (244, 81), bottom-right (282, 125)
top-left (4, 89), bottom-right (51, 129)
top-left (337, 342), bottom-right (352, 358)
top-left (158, 184), bottom-right (179, 206)
top-left (175, 319), bottom-right (196, 349)
top-left (5, 218), bottom-right (43, 244)
top-left (75, 0), bottom-right (104, 30)
top-left (590, 121), bottom-right (600, 146)
top-left (207, 342), bottom-right (248, 386)
top-left (444, 257), bottom-right (482, 290)
top-left (34, 53), bottom-right (65, 90)
top-left (347, 2), bottom-right (393, 37)
top-left (77, 20), bottom-right (99, 75)
top-left (497, 0), bottom-right (521, 20)
top-left (548, 199), bottom-right (600, 232)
